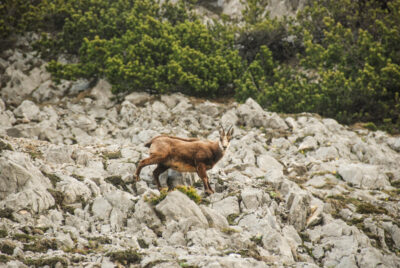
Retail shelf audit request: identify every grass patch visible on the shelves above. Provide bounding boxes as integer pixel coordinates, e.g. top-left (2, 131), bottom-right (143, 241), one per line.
top-left (221, 227), bottom-right (239, 235)
top-left (250, 235), bottom-right (263, 246)
top-left (390, 180), bottom-right (400, 188)
top-left (144, 188), bottom-right (168, 206)
top-left (176, 186), bottom-right (202, 204)
top-left (71, 174), bottom-right (84, 181)
top-left (0, 229), bottom-right (7, 238)
top-left (137, 238), bottom-right (148, 249)
top-left (326, 195), bottom-right (388, 215)
top-left (106, 249), bottom-right (141, 265)
top-left (356, 202), bottom-right (388, 214)
top-left (23, 256), bottom-right (68, 267)
top-left (0, 241), bottom-right (16, 255)
top-left (47, 188), bottom-right (65, 206)
top-left (42, 172), bottom-right (61, 188)
top-left (0, 208), bottom-right (14, 221)
top-left (12, 233), bottom-right (36, 243)
top-left (0, 254), bottom-right (12, 263)
top-left (102, 150), bottom-right (122, 160)
top-left (23, 238), bottom-right (58, 252)
top-left (105, 175), bottom-right (130, 192)
top-left (0, 140), bottom-right (13, 151)
top-left (227, 213), bottom-right (240, 226)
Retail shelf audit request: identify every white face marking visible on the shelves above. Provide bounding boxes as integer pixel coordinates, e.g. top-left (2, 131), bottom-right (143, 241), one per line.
top-left (219, 135), bottom-right (230, 152)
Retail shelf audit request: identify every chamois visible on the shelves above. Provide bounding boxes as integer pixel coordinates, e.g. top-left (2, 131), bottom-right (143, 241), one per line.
top-left (134, 126), bottom-right (234, 195)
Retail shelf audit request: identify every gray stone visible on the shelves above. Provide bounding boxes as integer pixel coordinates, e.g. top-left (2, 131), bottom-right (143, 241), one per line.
top-left (0, 151), bottom-right (51, 199)
top-left (221, 108), bottom-right (239, 127)
top-left (200, 205), bottom-right (229, 229)
top-left (298, 136), bottom-right (318, 151)
top-left (43, 145), bottom-right (74, 165)
top-left (56, 175), bottom-right (92, 204)
top-left (0, 188), bottom-right (55, 214)
top-left (313, 146), bottom-right (339, 161)
top-left (134, 198), bottom-right (163, 231)
top-left (197, 101), bottom-right (219, 117)
top-left (337, 163), bottom-right (390, 189)
top-left (68, 78), bottom-right (90, 95)
top-left (286, 192), bottom-right (310, 231)
top-left (90, 79), bottom-right (113, 107)
top-left (0, 98), bottom-right (5, 112)
top-left (212, 196), bottom-right (240, 218)
top-left (257, 154), bottom-right (283, 173)
top-left (356, 247), bottom-right (385, 268)
top-left (160, 94), bottom-right (181, 108)
top-left (1, 67), bottom-right (43, 106)
top-left (262, 229), bottom-right (294, 263)
top-left (13, 100), bottom-right (40, 121)
top-left (125, 91), bottom-right (151, 105)
top-left (92, 197), bottom-right (112, 220)
top-left (155, 190), bottom-right (208, 229)
top-left (240, 188), bottom-right (264, 211)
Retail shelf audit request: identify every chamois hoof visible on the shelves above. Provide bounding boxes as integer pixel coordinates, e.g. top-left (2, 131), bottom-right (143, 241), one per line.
top-left (134, 175), bottom-right (140, 182)
top-left (205, 189), bottom-right (214, 195)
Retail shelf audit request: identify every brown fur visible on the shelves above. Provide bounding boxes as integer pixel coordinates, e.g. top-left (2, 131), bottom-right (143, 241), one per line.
top-left (135, 129), bottom-right (233, 195)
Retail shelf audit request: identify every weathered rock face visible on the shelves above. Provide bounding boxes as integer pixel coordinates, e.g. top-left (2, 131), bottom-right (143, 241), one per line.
top-left (0, 45), bottom-right (400, 267)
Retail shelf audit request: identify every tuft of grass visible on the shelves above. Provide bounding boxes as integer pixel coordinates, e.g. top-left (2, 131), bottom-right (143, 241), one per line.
top-left (23, 256), bottom-right (68, 267)
top-left (102, 150), bottom-right (122, 160)
top-left (227, 213), bottom-right (240, 226)
top-left (71, 174), bottom-right (84, 181)
top-left (250, 235), bottom-right (263, 246)
top-left (12, 233), bottom-right (36, 243)
top-left (0, 229), bottom-right (7, 238)
top-left (0, 254), bottom-right (12, 263)
top-left (47, 188), bottom-right (65, 206)
top-left (42, 172), bottom-right (61, 188)
top-left (356, 202), bottom-right (388, 215)
top-left (364, 122), bottom-right (377, 131)
top-left (176, 186), bottom-right (202, 204)
top-left (145, 188), bottom-right (168, 206)
top-left (0, 140), bottom-right (13, 151)
top-left (0, 241), bottom-right (16, 255)
top-left (390, 180), bottom-right (400, 188)
top-left (326, 195), bottom-right (388, 215)
top-left (0, 208), bottom-right (14, 221)
top-left (23, 238), bottom-right (58, 252)
top-left (221, 227), bottom-right (239, 235)
top-left (137, 238), bottom-right (148, 249)
top-left (106, 249), bottom-right (141, 265)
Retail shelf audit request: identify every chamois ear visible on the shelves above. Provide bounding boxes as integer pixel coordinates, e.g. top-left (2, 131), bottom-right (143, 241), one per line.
top-left (227, 126), bottom-right (234, 137)
top-left (219, 123), bottom-right (225, 137)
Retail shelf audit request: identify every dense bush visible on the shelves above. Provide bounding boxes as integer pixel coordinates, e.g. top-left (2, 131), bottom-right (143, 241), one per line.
top-left (41, 0), bottom-right (242, 97)
top-left (235, 0), bottom-right (400, 131)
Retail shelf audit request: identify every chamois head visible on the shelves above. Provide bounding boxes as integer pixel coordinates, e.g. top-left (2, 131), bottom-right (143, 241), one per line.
top-left (219, 125), bottom-right (234, 152)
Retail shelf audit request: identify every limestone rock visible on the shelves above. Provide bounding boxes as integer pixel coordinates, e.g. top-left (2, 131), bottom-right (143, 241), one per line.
top-left (155, 191), bottom-right (208, 229)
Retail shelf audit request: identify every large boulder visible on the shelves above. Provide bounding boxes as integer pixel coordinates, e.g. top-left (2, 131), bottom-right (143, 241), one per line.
top-left (337, 163), bottom-right (391, 189)
top-left (13, 100), bottom-right (40, 121)
top-left (0, 151), bottom-right (51, 200)
top-left (155, 190), bottom-right (208, 230)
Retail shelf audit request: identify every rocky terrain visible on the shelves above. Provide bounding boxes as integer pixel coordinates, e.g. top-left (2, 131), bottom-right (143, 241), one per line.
top-left (1, 35), bottom-right (400, 268)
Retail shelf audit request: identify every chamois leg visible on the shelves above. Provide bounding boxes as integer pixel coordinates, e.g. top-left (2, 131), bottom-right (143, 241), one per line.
top-left (196, 163), bottom-right (214, 195)
top-left (134, 155), bottom-right (165, 181)
top-left (153, 164), bottom-right (168, 190)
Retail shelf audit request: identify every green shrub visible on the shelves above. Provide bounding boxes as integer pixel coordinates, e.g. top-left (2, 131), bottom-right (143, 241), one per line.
top-left (176, 185), bottom-right (201, 204)
top-left (236, 0), bottom-right (400, 132)
top-left (37, 0), bottom-right (241, 97)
